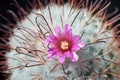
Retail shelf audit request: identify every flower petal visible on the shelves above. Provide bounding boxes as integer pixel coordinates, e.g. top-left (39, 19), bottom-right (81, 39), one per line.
top-left (55, 26), bottom-right (61, 36)
top-left (64, 24), bottom-right (71, 33)
top-left (73, 35), bottom-right (80, 44)
top-left (64, 24), bottom-right (71, 32)
top-left (71, 53), bottom-right (78, 62)
top-left (63, 24), bottom-right (72, 39)
top-left (67, 29), bottom-right (72, 39)
top-left (78, 41), bottom-right (86, 48)
top-left (72, 42), bottom-right (85, 51)
top-left (48, 48), bottom-right (58, 59)
top-left (72, 44), bottom-right (80, 51)
top-left (45, 37), bottom-right (51, 44)
top-left (64, 51), bottom-right (73, 58)
top-left (48, 53), bottom-right (57, 59)
top-left (59, 55), bottom-right (65, 63)
top-left (50, 34), bottom-right (57, 41)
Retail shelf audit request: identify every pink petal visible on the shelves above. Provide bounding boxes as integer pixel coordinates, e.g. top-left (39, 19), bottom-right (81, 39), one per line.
top-left (45, 37), bottom-right (51, 44)
top-left (71, 53), bottom-right (78, 62)
top-left (64, 24), bottom-right (71, 32)
top-left (64, 51), bottom-right (73, 58)
top-left (59, 54), bottom-right (65, 63)
top-left (72, 44), bottom-right (80, 51)
top-left (73, 35), bottom-right (80, 44)
top-left (48, 48), bottom-right (58, 59)
top-left (64, 24), bottom-right (72, 33)
top-left (48, 53), bottom-right (57, 59)
top-left (66, 29), bottom-right (72, 39)
top-left (50, 34), bottom-right (58, 41)
top-left (78, 41), bottom-right (86, 48)
top-left (72, 42), bottom-right (85, 51)
top-left (55, 26), bottom-right (61, 36)
top-left (63, 24), bottom-right (72, 39)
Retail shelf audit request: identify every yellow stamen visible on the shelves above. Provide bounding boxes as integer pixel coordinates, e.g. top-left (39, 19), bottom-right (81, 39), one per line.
top-left (61, 41), bottom-right (69, 50)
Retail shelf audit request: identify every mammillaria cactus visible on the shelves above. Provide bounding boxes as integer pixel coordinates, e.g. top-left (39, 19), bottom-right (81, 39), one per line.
top-left (0, 0), bottom-right (120, 80)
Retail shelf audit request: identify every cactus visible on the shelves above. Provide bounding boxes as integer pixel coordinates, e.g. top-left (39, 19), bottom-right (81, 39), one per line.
top-left (4, 0), bottom-right (120, 80)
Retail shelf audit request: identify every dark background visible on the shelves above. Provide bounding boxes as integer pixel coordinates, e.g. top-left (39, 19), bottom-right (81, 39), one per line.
top-left (0, 0), bottom-right (120, 12)
top-left (0, 0), bottom-right (120, 24)
top-left (0, 0), bottom-right (120, 25)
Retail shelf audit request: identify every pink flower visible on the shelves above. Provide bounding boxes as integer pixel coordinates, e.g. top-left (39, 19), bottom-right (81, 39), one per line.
top-left (46, 24), bottom-right (85, 63)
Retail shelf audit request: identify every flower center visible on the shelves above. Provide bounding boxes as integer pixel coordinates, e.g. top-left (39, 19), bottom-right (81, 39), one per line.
top-left (60, 41), bottom-right (69, 50)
